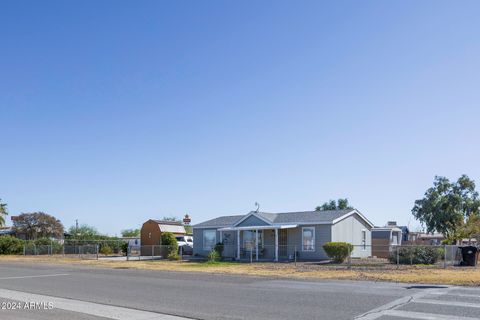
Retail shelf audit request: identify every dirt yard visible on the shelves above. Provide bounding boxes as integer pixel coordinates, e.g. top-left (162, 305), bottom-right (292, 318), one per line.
top-left (1, 255), bottom-right (479, 286)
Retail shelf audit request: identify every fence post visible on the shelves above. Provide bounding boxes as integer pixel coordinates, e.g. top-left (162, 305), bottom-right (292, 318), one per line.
top-left (410, 246), bottom-right (413, 265)
top-left (96, 244), bottom-right (99, 260)
top-left (294, 245), bottom-right (297, 266)
top-left (180, 246), bottom-right (183, 260)
top-left (347, 245), bottom-right (351, 270)
top-left (250, 247), bottom-right (253, 263)
top-left (151, 245), bottom-right (154, 260)
top-left (127, 246), bottom-right (130, 261)
top-left (34, 244), bottom-right (37, 256)
top-left (396, 246), bottom-right (399, 269)
top-left (444, 244), bottom-right (447, 269)
top-left (23, 244), bottom-right (26, 256)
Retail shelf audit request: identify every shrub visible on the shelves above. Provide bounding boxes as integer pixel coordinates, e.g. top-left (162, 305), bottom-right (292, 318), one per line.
top-left (214, 242), bottom-right (224, 256)
top-left (99, 244), bottom-right (113, 255)
top-left (208, 250), bottom-right (221, 262)
top-left (0, 236), bottom-right (24, 255)
top-left (161, 232), bottom-right (178, 256)
top-left (167, 251), bottom-right (180, 260)
top-left (388, 246), bottom-right (442, 265)
top-left (323, 242), bottom-right (354, 263)
top-left (120, 242), bottom-right (128, 255)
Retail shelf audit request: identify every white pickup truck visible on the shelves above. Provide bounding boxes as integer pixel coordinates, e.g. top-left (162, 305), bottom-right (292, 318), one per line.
top-left (176, 235), bottom-right (193, 255)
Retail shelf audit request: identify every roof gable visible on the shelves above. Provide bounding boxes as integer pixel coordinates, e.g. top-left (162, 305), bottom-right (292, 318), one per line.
top-left (235, 214), bottom-right (270, 227)
top-left (233, 211), bottom-right (273, 227)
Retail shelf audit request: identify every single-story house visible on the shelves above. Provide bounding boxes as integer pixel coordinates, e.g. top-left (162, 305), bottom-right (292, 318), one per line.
top-left (193, 209), bottom-right (373, 261)
top-left (140, 220), bottom-right (186, 255)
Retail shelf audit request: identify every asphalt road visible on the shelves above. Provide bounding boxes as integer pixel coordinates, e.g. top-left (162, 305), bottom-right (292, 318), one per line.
top-left (0, 261), bottom-right (479, 320)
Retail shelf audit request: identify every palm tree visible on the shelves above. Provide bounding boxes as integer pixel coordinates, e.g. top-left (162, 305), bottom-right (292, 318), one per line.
top-left (0, 199), bottom-right (8, 227)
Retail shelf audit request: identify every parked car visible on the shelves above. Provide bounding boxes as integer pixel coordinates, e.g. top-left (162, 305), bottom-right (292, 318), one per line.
top-left (176, 235), bottom-right (193, 255)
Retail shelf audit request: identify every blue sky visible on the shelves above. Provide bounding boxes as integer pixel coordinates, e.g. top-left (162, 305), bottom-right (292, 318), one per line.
top-left (1, 1), bottom-right (479, 235)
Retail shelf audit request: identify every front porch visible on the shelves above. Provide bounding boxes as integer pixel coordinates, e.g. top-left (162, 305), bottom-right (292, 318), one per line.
top-left (218, 225), bottom-right (298, 262)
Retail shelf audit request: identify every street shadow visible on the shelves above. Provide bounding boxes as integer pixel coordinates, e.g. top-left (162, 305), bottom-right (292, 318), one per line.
top-left (405, 285), bottom-right (448, 289)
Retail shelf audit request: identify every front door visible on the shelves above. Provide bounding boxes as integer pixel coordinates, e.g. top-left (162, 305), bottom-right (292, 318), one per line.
top-left (279, 229), bottom-right (288, 258)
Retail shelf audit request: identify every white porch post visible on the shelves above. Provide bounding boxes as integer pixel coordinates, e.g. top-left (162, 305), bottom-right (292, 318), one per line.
top-left (255, 229), bottom-right (259, 261)
top-left (237, 230), bottom-right (240, 260)
top-left (275, 228), bottom-right (279, 262)
top-left (219, 231), bottom-right (223, 244)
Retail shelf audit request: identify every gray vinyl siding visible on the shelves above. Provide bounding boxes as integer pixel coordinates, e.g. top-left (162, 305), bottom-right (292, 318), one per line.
top-left (193, 228), bottom-right (239, 258)
top-left (236, 215), bottom-right (269, 227)
top-left (286, 225), bottom-right (332, 260)
top-left (193, 228), bottom-right (220, 256)
top-left (331, 214), bottom-right (372, 258)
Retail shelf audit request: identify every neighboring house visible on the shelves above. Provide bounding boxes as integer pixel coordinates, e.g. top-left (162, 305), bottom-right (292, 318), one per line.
top-left (122, 237), bottom-right (141, 247)
top-left (193, 209), bottom-right (373, 261)
top-left (140, 220), bottom-right (186, 255)
top-left (0, 227), bottom-right (14, 237)
top-left (371, 222), bottom-right (404, 258)
top-left (407, 232), bottom-right (445, 245)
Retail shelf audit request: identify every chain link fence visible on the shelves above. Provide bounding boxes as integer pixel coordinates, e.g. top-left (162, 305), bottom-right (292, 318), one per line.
top-left (18, 241), bottom-right (477, 268)
top-left (203, 244), bottom-right (471, 269)
top-left (21, 241), bottom-right (193, 261)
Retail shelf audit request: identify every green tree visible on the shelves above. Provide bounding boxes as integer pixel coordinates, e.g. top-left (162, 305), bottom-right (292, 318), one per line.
top-left (13, 212), bottom-right (64, 240)
top-left (0, 199), bottom-right (8, 227)
top-left (162, 216), bottom-right (181, 222)
top-left (412, 175), bottom-right (480, 239)
top-left (316, 198), bottom-right (353, 211)
top-left (161, 232), bottom-right (178, 255)
top-left (68, 224), bottom-right (100, 240)
top-left (457, 214), bottom-right (480, 243)
top-left (184, 225), bottom-right (192, 234)
top-left (121, 229), bottom-right (140, 237)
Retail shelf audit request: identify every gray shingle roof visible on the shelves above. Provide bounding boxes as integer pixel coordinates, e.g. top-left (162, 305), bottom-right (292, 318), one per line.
top-left (194, 209), bottom-right (355, 228)
top-left (270, 209), bottom-right (353, 224)
top-left (193, 215), bottom-right (244, 228)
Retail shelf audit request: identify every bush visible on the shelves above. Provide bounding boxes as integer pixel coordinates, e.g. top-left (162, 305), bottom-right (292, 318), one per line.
top-left (323, 242), bottom-right (354, 263)
top-left (0, 236), bottom-right (24, 255)
top-left (161, 232), bottom-right (178, 256)
top-left (99, 244), bottom-right (113, 255)
top-left (208, 250), bottom-right (221, 262)
top-left (167, 251), bottom-right (180, 260)
top-left (214, 242), bottom-right (224, 256)
top-left (120, 242), bottom-right (128, 255)
top-left (388, 246), bottom-right (442, 265)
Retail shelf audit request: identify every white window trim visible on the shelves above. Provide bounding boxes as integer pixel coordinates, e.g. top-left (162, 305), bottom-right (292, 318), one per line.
top-left (301, 226), bottom-right (315, 252)
top-left (203, 229), bottom-right (217, 251)
top-left (361, 229), bottom-right (367, 251)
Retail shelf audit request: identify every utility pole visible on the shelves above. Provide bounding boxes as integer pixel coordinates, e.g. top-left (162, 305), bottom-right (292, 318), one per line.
top-left (75, 219), bottom-right (79, 255)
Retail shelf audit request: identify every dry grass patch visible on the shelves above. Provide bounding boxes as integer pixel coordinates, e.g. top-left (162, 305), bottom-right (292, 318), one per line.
top-left (1, 256), bottom-right (480, 285)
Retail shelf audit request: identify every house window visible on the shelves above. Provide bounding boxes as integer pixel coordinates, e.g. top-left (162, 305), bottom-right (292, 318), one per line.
top-left (362, 230), bottom-right (366, 251)
top-left (302, 227), bottom-right (315, 251)
top-left (203, 230), bottom-right (216, 251)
